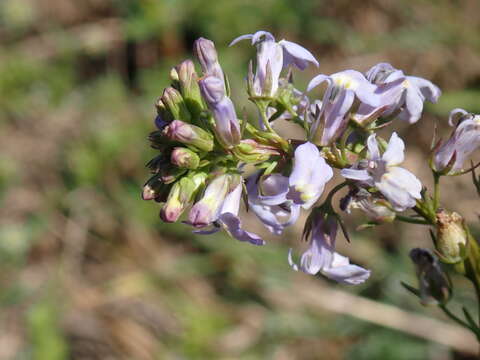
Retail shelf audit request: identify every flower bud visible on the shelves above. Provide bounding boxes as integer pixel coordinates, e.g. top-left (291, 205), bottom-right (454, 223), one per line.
top-left (199, 76), bottom-right (241, 147)
top-left (170, 147), bottom-right (200, 169)
top-left (170, 66), bottom-right (179, 83)
top-left (163, 120), bottom-right (214, 152)
top-left (193, 37), bottom-right (225, 84)
top-left (176, 60), bottom-right (204, 117)
top-left (161, 87), bottom-right (191, 123)
top-left (409, 248), bottom-right (451, 305)
top-left (435, 210), bottom-right (468, 263)
top-left (160, 173), bottom-right (207, 223)
top-left (142, 174), bottom-right (169, 201)
top-left (232, 139), bottom-right (280, 163)
top-left (198, 75), bottom-right (225, 104)
top-left (188, 173), bottom-right (234, 227)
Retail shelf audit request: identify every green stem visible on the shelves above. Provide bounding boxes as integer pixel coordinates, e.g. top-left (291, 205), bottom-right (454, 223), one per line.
top-left (413, 205), bottom-right (436, 225)
top-left (257, 102), bottom-right (277, 135)
top-left (395, 215), bottom-right (430, 225)
top-left (339, 127), bottom-right (352, 163)
top-left (433, 172), bottom-right (440, 210)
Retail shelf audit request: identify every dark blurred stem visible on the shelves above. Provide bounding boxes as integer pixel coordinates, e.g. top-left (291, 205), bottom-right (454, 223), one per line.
top-left (464, 229), bottom-right (480, 343)
top-left (439, 305), bottom-right (475, 332)
top-left (439, 304), bottom-right (477, 334)
top-left (324, 181), bottom-right (349, 207)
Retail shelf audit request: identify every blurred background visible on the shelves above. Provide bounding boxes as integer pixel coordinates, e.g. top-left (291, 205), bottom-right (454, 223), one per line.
top-left (2, 0), bottom-right (480, 359)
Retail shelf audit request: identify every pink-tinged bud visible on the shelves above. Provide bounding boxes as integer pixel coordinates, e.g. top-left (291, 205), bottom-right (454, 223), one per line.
top-left (232, 139), bottom-right (280, 163)
top-left (193, 37), bottom-right (225, 84)
top-left (436, 210), bottom-right (468, 263)
top-left (199, 76), bottom-right (241, 147)
top-left (142, 175), bottom-right (169, 201)
top-left (160, 173), bottom-right (207, 223)
top-left (176, 60), bottom-right (204, 117)
top-left (161, 87), bottom-right (191, 122)
top-left (188, 174), bottom-right (233, 227)
top-left (170, 147), bottom-right (200, 169)
top-left (163, 120), bottom-right (214, 152)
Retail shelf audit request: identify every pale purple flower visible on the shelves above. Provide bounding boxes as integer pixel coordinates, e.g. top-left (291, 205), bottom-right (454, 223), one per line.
top-left (217, 184), bottom-right (265, 245)
top-left (288, 212), bottom-right (370, 284)
top-left (191, 182), bottom-right (265, 245)
top-left (199, 76), bottom-right (241, 147)
top-left (230, 30), bottom-right (318, 97)
top-left (355, 63), bottom-right (441, 124)
top-left (247, 172), bottom-right (300, 235)
top-left (341, 132), bottom-right (422, 211)
top-left (307, 70), bottom-right (382, 145)
top-left (187, 174), bottom-right (233, 228)
top-left (433, 108), bottom-right (480, 174)
top-left (286, 142), bottom-right (333, 209)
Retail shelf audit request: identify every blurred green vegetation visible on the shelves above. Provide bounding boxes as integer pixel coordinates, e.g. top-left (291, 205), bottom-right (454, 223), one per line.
top-left (1, 0), bottom-right (480, 359)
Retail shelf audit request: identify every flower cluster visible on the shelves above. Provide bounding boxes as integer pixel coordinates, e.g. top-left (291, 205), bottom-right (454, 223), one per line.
top-left (143, 30), bottom-right (480, 288)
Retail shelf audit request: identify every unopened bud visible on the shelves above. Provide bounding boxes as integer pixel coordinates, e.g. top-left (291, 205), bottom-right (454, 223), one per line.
top-left (409, 248), bottom-right (451, 305)
top-left (193, 37), bottom-right (225, 84)
top-left (163, 120), bottom-right (214, 152)
top-left (142, 174), bottom-right (168, 201)
top-left (155, 98), bottom-right (173, 124)
top-left (170, 67), bottom-right (179, 83)
top-left (232, 139), bottom-right (280, 163)
top-left (199, 75), bottom-right (225, 104)
top-left (160, 174), bottom-right (205, 223)
top-left (161, 87), bottom-right (191, 123)
top-left (171, 147), bottom-right (200, 169)
top-left (199, 76), bottom-right (241, 147)
top-left (436, 210), bottom-right (468, 263)
top-left (176, 60), bottom-right (204, 117)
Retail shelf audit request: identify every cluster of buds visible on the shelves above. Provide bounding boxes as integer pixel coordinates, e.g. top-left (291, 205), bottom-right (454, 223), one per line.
top-left (143, 30), bottom-right (480, 294)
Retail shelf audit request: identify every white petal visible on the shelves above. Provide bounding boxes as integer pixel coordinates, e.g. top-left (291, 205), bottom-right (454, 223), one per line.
top-left (279, 39), bottom-right (319, 69)
top-left (382, 132), bottom-right (405, 166)
top-left (408, 76), bottom-right (441, 103)
top-left (367, 134), bottom-right (380, 160)
top-left (340, 168), bottom-right (371, 181)
top-left (307, 74), bottom-right (332, 92)
top-left (376, 167), bottom-right (422, 211)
